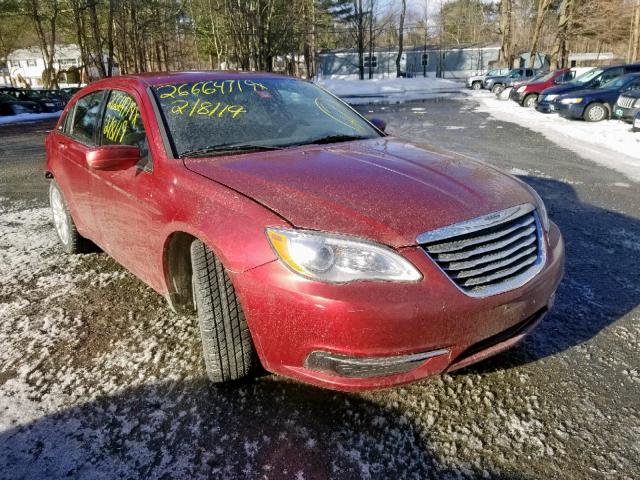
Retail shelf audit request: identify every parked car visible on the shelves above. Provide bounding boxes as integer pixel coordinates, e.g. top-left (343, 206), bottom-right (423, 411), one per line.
top-left (509, 68), bottom-right (575, 107)
top-left (466, 68), bottom-right (510, 90)
top-left (553, 73), bottom-right (640, 122)
top-left (536, 63), bottom-right (640, 113)
top-left (36, 89), bottom-right (70, 106)
top-left (484, 68), bottom-right (541, 95)
top-left (45, 72), bottom-right (564, 391)
top-left (0, 92), bottom-right (40, 115)
top-left (60, 86), bottom-right (83, 100)
top-left (613, 89), bottom-right (640, 123)
top-left (0, 87), bottom-right (65, 112)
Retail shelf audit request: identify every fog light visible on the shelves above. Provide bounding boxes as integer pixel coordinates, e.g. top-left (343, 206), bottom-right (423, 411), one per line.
top-left (305, 349), bottom-right (449, 378)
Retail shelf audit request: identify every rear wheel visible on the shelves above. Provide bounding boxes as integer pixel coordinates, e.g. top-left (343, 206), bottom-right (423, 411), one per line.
top-left (471, 81), bottom-right (482, 90)
top-left (190, 240), bottom-right (256, 383)
top-left (584, 103), bottom-right (608, 122)
top-left (49, 180), bottom-right (90, 254)
top-left (523, 94), bottom-right (538, 108)
top-left (492, 84), bottom-right (504, 95)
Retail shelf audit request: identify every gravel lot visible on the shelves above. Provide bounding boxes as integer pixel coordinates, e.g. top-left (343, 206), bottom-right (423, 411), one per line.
top-left (1, 97), bottom-right (639, 479)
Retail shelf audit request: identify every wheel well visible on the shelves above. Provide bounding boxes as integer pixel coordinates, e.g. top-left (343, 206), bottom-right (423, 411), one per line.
top-left (164, 231), bottom-right (198, 314)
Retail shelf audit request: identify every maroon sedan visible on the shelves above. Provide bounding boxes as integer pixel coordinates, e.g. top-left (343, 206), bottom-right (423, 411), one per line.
top-left (44, 72), bottom-right (564, 391)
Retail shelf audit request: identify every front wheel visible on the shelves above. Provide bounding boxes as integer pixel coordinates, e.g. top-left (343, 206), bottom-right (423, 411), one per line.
top-left (190, 240), bottom-right (256, 383)
top-left (471, 81), bottom-right (482, 90)
top-left (523, 94), bottom-right (538, 108)
top-left (584, 103), bottom-right (608, 122)
top-left (49, 180), bottom-right (90, 254)
top-left (492, 84), bottom-right (504, 95)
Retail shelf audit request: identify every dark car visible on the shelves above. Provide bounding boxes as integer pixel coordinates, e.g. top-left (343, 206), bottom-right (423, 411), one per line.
top-left (484, 68), bottom-right (541, 94)
top-left (509, 69), bottom-right (574, 107)
top-left (553, 73), bottom-right (640, 122)
top-left (613, 89), bottom-right (640, 123)
top-left (0, 87), bottom-right (65, 112)
top-left (536, 64), bottom-right (640, 113)
top-left (0, 92), bottom-right (41, 115)
top-left (60, 87), bottom-right (83, 101)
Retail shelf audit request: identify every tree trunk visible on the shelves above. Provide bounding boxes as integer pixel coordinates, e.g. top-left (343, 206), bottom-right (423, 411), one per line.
top-left (551, 0), bottom-right (574, 69)
top-left (107, 0), bottom-right (115, 76)
top-left (88, 0), bottom-right (107, 77)
top-left (631, 0), bottom-right (640, 63)
top-left (395, 0), bottom-right (406, 77)
top-left (498, 0), bottom-right (512, 68)
top-left (528, 0), bottom-right (552, 68)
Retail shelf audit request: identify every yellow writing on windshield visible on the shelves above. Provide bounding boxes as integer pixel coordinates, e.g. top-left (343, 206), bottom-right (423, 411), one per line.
top-left (157, 80), bottom-right (268, 99)
top-left (170, 99), bottom-right (247, 119)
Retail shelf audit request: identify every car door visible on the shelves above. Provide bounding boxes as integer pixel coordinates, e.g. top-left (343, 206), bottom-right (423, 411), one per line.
top-left (88, 88), bottom-right (164, 282)
top-left (593, 67), bottom-right (624, 88)
top-left (51, 89), bottom-right (107, 238)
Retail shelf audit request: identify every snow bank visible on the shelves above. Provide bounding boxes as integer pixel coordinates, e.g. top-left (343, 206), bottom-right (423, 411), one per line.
top-left (0, 111), bottom-right (61, 125)
top-left (470, 91), bottom-right (640, 183)
top-left (316, 77), bottom-right (462, 104)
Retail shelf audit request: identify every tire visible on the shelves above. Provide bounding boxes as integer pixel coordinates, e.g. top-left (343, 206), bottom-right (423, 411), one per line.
top-left (523, 94), bottom-right (538, 108)
top-left (190, 239), bottom-right (255, 383)
top-left (583, 103), bottom-right (608, 122)
top-left (492, 84), bottom-right (504, 95)
top-left (49, 180), bottom-right (90, 254)
top-left (471, 81), bottom-right (482, 90)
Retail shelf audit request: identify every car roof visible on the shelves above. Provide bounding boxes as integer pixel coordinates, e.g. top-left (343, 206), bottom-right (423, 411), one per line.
top-left (100, 71), bottom-right (292, 87)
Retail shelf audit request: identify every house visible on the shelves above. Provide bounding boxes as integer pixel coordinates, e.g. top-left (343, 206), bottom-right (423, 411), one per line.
top-left (5, 44), bottom-right (117, 87)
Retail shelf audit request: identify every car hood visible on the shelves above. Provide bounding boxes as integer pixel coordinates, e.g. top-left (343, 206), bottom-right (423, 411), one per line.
top-left (558, 87), bottom-right (618, 99)
top-left (183, 139), bottom-right (534, 247)
top-left (542, 83), bottom-right (587, 95)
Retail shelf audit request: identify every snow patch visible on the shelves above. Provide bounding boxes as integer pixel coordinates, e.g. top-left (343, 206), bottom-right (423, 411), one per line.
top-left (0, 111), bottom-right (61, 125)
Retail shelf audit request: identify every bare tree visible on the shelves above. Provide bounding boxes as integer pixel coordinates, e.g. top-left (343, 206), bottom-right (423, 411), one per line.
top-left (528, 0), bottom-right (553, 67)
top-left (24, 0), bottom-right (59, 87)
top-left (498, 0), bottom-right (513, 68)
top-left (395, 0), bottom-right (406, 77)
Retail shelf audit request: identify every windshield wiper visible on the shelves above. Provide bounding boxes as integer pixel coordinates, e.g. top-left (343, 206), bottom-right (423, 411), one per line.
top-left (284, 134), bottom-right (369, 148)
top-left (180, 143), bottom-right (284, 158)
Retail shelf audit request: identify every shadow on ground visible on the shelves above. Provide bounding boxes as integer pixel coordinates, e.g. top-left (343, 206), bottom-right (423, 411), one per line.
top-left (460, 175), bottom-right (640, 374)
top-left (1, 378), bottom-right (531, 479)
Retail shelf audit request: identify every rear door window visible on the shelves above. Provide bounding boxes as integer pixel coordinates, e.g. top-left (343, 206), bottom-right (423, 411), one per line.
top-left (596, 68), bottom-right (624, 87)
top-left (69, 90), bottom-right (106, 145)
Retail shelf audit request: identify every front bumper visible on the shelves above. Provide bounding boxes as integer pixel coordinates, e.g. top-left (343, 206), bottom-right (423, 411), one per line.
top-left (613, 105), bottom-right (640, 123)
top-left (555, 102), bottom-right (586, 119)
top-left (232, 222), bottom-right (565, 391)
top-left (535, 98), bottom-right (558, 113)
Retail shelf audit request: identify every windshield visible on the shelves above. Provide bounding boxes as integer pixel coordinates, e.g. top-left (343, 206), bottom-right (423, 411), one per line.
top-left (535, 71), bottom-right (556, 83)
top-left (574, 68), bottom-right (603, 84)
top-left (153, 78), bottom-right (381, 157)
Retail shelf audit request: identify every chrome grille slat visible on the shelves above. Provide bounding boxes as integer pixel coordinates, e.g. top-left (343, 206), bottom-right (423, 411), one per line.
top-left (425, 215), bottom-right (535, 253)
top-left (418, 204), bottom-right (545, 297)
top-left (617, 96), bottom-right (636, 109)
top-left (429, 226), bottom-right (537, 262)
top-left (447, 245), bottom-right (538, 279)
top-left (443, 238), bottom-right (537, 270)
top-left (457, 255), bottom-right (538, 287)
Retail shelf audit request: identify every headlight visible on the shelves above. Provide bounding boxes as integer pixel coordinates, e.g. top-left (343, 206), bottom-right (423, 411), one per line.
top-left (44, 102), bottom-right (55, 107)
top-left (545, 94), bottom-right (558, 101)
top-left (266, 228), bottom-right (422, 283)
top-left (517, 86), bottom-right (526, 93)
top-left (635, 99), bottom-right (640, 108)
top-left (560, 97), bottom-right (583, 105)
top-left (525, 186), bottom-right (550, 232)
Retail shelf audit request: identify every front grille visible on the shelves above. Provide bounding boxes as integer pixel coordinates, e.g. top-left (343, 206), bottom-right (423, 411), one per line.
top-left (617, 96), bottom-right (636, 109)
top-left (418, 204), bottom-right (544, 297)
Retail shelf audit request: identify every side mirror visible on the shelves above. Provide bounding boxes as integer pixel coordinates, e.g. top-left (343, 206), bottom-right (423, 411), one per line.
top-left (86, 145), bottom-right (141, 171)
top-left (369, 117), bottom-right (387, 132)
